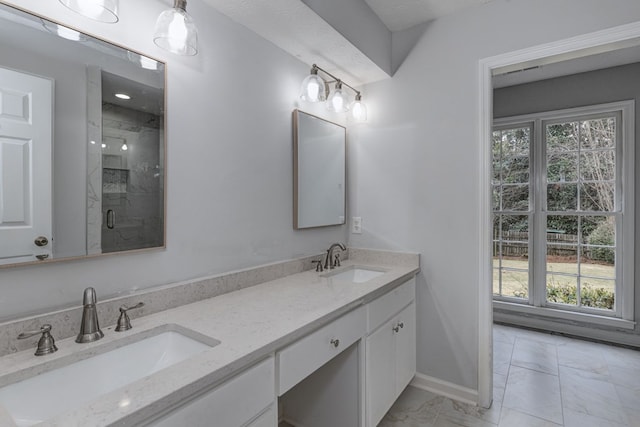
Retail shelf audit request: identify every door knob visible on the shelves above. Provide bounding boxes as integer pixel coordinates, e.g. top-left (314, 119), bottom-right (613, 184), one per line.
top-left (34, 236), bottom-right (49, 247)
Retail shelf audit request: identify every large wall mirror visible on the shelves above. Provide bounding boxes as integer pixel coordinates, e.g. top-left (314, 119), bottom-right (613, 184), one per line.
top-left (0, 3), bottom-right (166, 267)
top-left (293, 110), bottom-right (346, 229)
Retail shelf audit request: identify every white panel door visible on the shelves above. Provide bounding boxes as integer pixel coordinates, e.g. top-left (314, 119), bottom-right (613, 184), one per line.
top-left (0, 67), bottom-right (52, 265)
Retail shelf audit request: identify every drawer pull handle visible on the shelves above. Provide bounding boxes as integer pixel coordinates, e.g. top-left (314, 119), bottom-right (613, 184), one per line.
top-left (330, 338), bottom-right (340, 348)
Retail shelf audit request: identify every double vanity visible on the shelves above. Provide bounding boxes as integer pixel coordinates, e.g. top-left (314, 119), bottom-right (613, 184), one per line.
top-left (0, 249), bottom-right (419, 426)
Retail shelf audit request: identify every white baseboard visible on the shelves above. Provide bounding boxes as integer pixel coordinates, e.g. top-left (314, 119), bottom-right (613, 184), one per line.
top-left (410, 373), bottom-right (478, 406)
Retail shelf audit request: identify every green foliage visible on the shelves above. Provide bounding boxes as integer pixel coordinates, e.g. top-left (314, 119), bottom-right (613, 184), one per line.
top-left (587, 220), bottom-right (615, 264)
top-left (546, 282), bottom-right (614, 310)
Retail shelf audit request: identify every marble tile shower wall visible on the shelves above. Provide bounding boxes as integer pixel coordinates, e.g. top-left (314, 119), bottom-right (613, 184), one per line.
top-left (0, 251), bottom-right (336, 357)
top-left (101, 103), bottom-right (163, 253)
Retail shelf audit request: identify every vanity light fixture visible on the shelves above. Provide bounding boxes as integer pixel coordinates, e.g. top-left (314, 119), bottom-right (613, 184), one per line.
top-left (59, 0), bottom-right (119, 23)
top-left (299, 64), bottom-right (367, 122)
top-left (153, 0), bottom-right (198, 56)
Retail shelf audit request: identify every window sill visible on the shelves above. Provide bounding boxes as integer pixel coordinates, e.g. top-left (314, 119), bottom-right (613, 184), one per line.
top-left (493, 300), bottom-right (636, 330)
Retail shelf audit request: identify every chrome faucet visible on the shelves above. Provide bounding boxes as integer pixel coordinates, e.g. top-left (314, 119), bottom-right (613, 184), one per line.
top-left (76, 287), bottom-right (104, 343)
top-left (324, 243), bottom-right (346, 270)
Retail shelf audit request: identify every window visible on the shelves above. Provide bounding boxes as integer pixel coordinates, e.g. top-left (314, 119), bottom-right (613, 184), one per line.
top-left (492, 102), bottom-right (634, 321)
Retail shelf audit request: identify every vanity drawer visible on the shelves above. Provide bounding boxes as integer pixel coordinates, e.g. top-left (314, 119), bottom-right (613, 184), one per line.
top-left (150, 356), bottom-right (274, 427)
top-left (277, 305), bottom-right (366, 395)
top-left (368, 277), bottom-right (415, 333)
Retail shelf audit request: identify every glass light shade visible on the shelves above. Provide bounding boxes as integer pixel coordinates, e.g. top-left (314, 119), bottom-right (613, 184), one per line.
top-left (326, 84), bottom-right (349, 113)
top-left (350, 98), bottom-right (367, 122)
top-left (300, 73), bottom-right (326, 102)
top-left (153, 2), bottom-right (198, 56)
top-left (59, 0), bottom-right (119, 23)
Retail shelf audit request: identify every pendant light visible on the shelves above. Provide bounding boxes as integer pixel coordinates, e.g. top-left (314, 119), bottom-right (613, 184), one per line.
top-left (326, 81), bottom-right (349, 113)
top-left (350, 93), bottom-right (367, 122)
top-left (299, 66), bottom-right (327, 102)
top-left (153, 0), bottom-right (198, 56)
top-left (59, 0), bottom-right (119, 23)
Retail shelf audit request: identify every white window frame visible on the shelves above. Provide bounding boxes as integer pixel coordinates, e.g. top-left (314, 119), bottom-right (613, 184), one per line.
top-left (493, 101), bottom-right (634, 323)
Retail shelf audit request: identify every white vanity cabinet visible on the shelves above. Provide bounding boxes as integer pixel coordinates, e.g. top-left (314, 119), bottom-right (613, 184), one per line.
top-left (366, 278), bottom-right (416, 427)
top-left (143, 275), bottom-right (417, 427)
top-left (148, 356), bottom-right (276, 427)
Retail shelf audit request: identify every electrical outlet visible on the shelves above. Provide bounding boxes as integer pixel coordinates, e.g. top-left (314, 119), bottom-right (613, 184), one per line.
top-left (352, 217), bottom-right (362, 234)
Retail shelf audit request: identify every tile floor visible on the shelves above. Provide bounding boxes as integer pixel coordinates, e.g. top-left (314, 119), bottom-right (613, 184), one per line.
top-left (379, 324), bottom-right (640, 427)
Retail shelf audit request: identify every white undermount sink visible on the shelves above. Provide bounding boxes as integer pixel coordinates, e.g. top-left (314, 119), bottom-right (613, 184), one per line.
top-left (323, 266), bottom-right (386, 283)
top-left (0, 324), bottom-right (219, 426)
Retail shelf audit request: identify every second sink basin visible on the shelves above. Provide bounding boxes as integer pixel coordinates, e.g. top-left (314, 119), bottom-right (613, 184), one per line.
top-left (323, 266), bottom-right (386, 283)
top-left (0, 324), bottom-right (219, 426)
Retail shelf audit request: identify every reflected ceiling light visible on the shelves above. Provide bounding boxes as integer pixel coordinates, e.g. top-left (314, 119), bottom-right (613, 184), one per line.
top-left (101, 142), bottom-right (107, 148)
top-left (41, 20), bottom-right (87, 41)
top-left (59, 0), bottom-right (119, 23)
top-left (127, 52), bottom-right (159, 71)
top-left (115, 93), bottom-right (131, 100)
top-left (139, 56), bottom-right (159, 71)
top-left (299, 64), bottom-right (367, 121)
top-left (121, 141), bottom-right (128, 151)
top-left (153, 0), bottom-right (198, 56)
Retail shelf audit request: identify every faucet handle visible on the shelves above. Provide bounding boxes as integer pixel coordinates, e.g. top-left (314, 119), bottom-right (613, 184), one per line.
top-left (115, 302), bottom-right (144, 332)
top-left (333, 253), bottom-right (341, 267)
top-left (18, 324), bottom-right (58, 356)
top-left (312, 260), bottom-right (324, 272)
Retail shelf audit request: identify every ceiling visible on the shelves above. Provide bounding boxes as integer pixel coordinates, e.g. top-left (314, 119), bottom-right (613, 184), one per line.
top-left (203, 0), bottom-right (640, 88)
top-left (364, 0), bottom-right (495, 31)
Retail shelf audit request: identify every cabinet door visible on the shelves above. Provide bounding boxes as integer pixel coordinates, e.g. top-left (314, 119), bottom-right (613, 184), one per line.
top-left (395, 302), bottom-right (416, 396)
top-left (366, 318), bottom-right (396, 427)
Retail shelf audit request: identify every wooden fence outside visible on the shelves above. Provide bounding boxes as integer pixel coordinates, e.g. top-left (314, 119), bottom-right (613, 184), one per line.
top-left (493, 231), bottom-right (578, 258)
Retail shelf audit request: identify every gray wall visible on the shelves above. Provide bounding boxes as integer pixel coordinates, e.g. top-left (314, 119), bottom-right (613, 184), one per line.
top-left (350, 0), bottom-right (640, 392)
top-left (494, 62), bottom-right (640, 340)
top-left (0, 0), bottom-right (347, 320)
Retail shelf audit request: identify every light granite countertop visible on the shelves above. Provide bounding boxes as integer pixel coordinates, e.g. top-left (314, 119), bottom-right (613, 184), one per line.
top-left (0, 257), bottom-right (419, 426)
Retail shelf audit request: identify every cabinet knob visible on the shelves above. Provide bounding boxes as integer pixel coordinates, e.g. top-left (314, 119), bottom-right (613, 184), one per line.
top-left (34, 236), bottom-right (49, 247)
top-left (330, 338), bottom-right (340, 348)
top-left (392, 325), bottom-right (400, 333)
top-left (398, 322), bottom-right (404, 329)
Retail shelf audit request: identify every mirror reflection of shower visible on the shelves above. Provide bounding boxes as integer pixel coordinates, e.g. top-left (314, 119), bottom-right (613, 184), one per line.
top-left (98, 71), bottom-right (164, 253)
